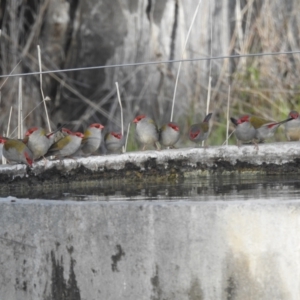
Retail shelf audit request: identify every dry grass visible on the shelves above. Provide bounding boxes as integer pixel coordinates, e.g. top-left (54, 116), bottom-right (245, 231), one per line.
top-left (0, 0), bottom-right (299, 147)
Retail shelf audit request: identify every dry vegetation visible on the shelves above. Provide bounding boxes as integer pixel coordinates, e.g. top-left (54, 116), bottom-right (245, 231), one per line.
top-left (0, 0), bottom-right (299, 148)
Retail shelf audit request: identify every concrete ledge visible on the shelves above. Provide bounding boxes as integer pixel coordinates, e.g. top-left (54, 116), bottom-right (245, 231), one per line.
top-left (0, 142), bottom-right (300, 191)
top-left (1, 198), bottom-right (300, 300)
top-left (1, 142), bottom-right (300, 299)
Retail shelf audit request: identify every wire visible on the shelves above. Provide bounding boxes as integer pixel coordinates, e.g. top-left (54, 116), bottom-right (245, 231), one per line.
top-left (0, 50), bottom-right (300, 79)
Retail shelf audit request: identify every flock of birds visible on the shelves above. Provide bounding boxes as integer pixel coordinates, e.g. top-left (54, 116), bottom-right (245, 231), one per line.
top-left (0, 110), bottom-right (299, 168)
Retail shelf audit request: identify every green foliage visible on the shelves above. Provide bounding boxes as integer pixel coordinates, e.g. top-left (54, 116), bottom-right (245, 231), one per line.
top-left (244, 66), bottom-right (261, 88)
top-left (126, 124), bottom-right (139, 151)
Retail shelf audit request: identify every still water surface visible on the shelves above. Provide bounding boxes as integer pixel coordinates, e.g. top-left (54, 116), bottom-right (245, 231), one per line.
top-left (3, 175), bottom-right (300, 201)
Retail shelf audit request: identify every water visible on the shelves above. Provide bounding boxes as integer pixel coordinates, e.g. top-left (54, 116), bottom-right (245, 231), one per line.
top-left (2, 174), bottom-right (300, 201)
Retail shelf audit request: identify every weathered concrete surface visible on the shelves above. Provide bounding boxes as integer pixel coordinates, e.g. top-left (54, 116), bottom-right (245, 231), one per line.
top-left (0, 142), bottom-right (300, 192)
top-left (1, 198), bottom-right (300, 300)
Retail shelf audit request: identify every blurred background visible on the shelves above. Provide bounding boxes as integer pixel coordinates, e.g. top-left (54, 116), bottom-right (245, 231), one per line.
top-left (0, 0), bottom-right (300, 148)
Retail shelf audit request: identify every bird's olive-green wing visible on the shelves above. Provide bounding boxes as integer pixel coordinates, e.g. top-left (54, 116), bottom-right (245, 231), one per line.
top-left (147, 118), bottom-right (159, 132)
top-left (5, 140), bottom-right (26, 152)
top-left (249, 116), bottom-right (271, 129)
top-left (200, 122), bottom-right (209, 133)
top-left (48, 136), bottom-right (71, 152)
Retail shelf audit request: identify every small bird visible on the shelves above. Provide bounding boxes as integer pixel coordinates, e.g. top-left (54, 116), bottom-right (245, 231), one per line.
top-left (230, 116), bottom-right (257, 145)
top-left (159, 122), bottom-right (180, 148)
top-left (133, 115), bottom-right (160, 150)
top-left (252, 116), bottom-right (292, 142)
top-left (46, 132), bottom-right (84, 159)
top-left (189, 113), bottom-right (212, 146)
top-left (51, 127), bottom-right (73, 143)
top-left (0, 138), bottom-right (33, 167)
top-left (104, 132), bottom-right (124, 153)
top-left (231, 114), bottom-right (293, 146)
top-left (285, 111), bottom-right (300, 141)
top-left (81, 123), bottom-right (105, 156)
top-left (24, 127), bottom-right (54, 160)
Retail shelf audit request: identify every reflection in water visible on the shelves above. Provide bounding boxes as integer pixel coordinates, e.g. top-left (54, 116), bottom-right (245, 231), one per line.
top-left (2, 175), bottom-right (300, 201)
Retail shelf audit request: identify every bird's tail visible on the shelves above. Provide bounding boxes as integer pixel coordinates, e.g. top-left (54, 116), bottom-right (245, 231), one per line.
top-left (267, 117), bottom-right (293, 129)
top-left (203, 113), bottom-right (213, 123)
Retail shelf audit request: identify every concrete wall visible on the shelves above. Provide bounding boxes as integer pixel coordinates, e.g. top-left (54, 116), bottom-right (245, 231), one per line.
top-left (1, 198), bottom-right (300, 300)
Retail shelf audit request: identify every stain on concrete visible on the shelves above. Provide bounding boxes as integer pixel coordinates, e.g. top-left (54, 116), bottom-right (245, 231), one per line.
top-left (225, 276), bottom-right (236, 300)
top-left (111, 244), bottom-right (125, 272)
top-left (50, 252), bottom-right (66, 299)
top-left (188, 278), bottom-right (203, 300)
top-left (152, 0), bottom-right (168, 25)
top-left (67, 257), bottom-right (81, 300)
top-left (150, 265), bottom-right (162, 300)
top-left (66, 246), bottom-right (74, 254)
top-left (128, 0), bottom-right (139, 13)
top-left (50, 250), bottom-right (81, 300)
top-left (146, 0), bottom-right (152, 21)
top-left (222, 251), bottom-right (289, 300)
top-left (15, 277), bottom-right (27, 292)
top-left (222, 252), bottom-right (253, 300)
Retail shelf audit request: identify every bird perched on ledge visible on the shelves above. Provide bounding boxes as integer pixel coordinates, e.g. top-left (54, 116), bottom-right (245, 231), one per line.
top-left (46, 132), bottom-right (84, 159)
top-left (189, 113), bottom-right (212, 146)
top-left (104, 132), bottom-right (124, 153)
top-left (24, 127), bottom-right (53, 160)
top-left (81, 123), bottom-right (105, 156)
top-left (255, 116), bottom-right (293, 141)
top-left (133, 115), bottom-right (161, 150)
top-left (159, 122), bottom-right (180, 148)
top-left (285, 111), bottom-right (300, 141)
top-left (231, 114), bottom-right (293, 147)
top-left (51, 127), bottom-right (73, 143)
top-left (230, 115), bottom-right (256, 145)
top-left (0, 138), bottom-right (33, 167)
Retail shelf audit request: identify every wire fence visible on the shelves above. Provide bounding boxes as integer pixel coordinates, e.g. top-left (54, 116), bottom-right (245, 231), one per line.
top-left (1, 50), bottom-right (300, 79)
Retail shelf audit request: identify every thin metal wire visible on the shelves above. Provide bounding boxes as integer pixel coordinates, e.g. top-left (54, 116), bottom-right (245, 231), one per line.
top-left (1, 50), bottom-right (300, 79)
